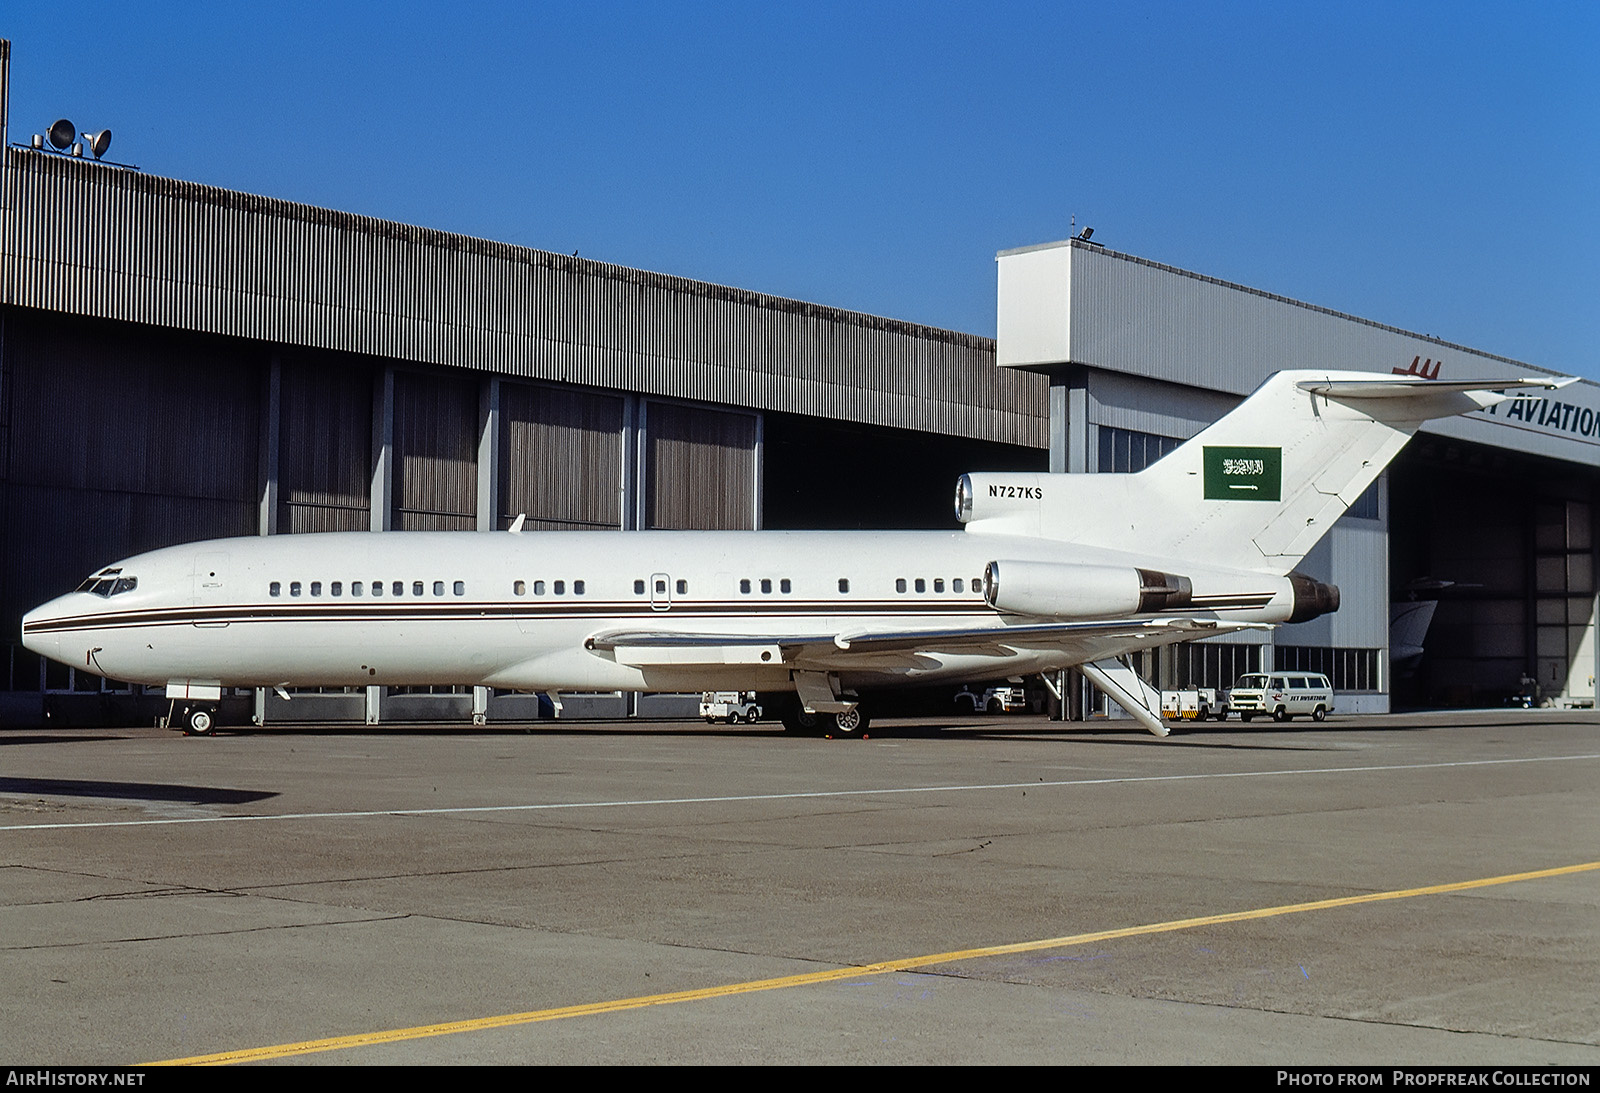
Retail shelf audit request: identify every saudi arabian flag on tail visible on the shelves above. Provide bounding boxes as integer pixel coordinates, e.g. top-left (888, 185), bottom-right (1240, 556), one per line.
top-left (1203, 446), bottom-right (1281, 501)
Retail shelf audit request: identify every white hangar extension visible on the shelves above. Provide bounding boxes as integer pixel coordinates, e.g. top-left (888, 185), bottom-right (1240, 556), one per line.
top-left (0, 40), bottom-right (1594, 727)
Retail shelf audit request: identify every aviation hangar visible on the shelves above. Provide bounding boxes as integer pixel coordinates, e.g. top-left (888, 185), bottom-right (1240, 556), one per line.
top-left (0, 42), bottom-right (1592, 726)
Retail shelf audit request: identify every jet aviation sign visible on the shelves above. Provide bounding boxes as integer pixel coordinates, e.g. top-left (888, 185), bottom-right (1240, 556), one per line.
top-left (1395, 354), bottom-right (1599, 448)
top-left (1203, 446), bottom-right (1282, 501)
top-left (1479, 393), bottom-right (1600, 442)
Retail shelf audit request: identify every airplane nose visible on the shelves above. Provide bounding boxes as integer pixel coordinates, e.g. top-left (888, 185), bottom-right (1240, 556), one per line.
top-left (21, 603), bottom-right (62, 660)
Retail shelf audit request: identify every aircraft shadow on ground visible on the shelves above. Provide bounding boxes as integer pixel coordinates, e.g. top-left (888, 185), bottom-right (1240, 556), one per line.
top-left (0, 776), bottom-right (278, 805)
top-left (0, 734), bottom-right (125, 747)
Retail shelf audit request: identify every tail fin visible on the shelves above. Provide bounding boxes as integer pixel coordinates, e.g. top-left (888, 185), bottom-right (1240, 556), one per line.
top-left (960, 370), bottom-right (1566, 573)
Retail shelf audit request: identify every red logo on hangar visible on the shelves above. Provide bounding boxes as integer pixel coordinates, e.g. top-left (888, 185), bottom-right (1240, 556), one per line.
top-left (1394, 355), bottom-right (1442, 380)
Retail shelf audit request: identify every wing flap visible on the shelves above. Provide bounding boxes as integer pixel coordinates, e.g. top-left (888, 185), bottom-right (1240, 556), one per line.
top-left (586, 618), bottom-right (1265, 671)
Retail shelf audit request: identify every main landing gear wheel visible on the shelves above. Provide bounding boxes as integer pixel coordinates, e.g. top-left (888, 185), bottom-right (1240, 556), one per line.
top-left (183, 706), bottom-right (217, 736)
top-left (831, 707), bottom-right (869, 735)
top-left (780, 704), bottom-right (822, 734)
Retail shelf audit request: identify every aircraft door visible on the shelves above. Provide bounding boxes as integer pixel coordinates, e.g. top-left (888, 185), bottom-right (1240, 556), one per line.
top-left (650, 572), bottom-right (672, 612)
top-left (192, 552), bottom-right (230, 627)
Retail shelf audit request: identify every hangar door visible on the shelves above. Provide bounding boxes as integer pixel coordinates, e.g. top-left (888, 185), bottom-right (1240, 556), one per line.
top-left (499, 383), bottom-right (625, 532)
top-left (644, 402), bottom-right (758, 530)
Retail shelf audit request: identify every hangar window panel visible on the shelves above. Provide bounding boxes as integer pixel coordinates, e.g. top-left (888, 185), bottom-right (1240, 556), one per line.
top-left (1345, 479), bottom-right (1381, 521)
top-left (393, 371), bottom-right (478, 531)
top-left (1171, 641), bottom-right (1261, 690)
top-left (644, 402), bottom-right (757, 530)
top-left (501, 383), bottom-right (623, 531)
top-left (1097, 426), bottom-right (1181, 474)
top-left (279, 355), bottom-right (373, 533)
top-left (1275, 646), bottom-right (1381, 693)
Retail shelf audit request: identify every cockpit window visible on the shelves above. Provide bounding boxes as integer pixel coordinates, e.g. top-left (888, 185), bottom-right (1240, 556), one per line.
top-left (77, 572), bottom-right (137, 597)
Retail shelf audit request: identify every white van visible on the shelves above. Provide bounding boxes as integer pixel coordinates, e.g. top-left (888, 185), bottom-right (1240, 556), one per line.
top-left (1225, 673), bottom-right (1334, 722)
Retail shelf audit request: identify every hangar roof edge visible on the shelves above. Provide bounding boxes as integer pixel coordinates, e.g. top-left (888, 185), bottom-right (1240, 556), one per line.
top-left (999, 238), bottom-right (1587, 388)
top-left (6, 147), bottom-right (994, 353)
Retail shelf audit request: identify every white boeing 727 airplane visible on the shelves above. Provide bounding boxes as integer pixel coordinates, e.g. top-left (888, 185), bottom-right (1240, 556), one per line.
top-left (21, 370), bottom-right (1564, 736)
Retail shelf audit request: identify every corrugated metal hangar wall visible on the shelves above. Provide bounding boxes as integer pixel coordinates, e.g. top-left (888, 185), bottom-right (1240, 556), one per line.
top-left (997, 238), bottom-right (1599, 712)
top-left (0, 41), bottom-right (1048, 723)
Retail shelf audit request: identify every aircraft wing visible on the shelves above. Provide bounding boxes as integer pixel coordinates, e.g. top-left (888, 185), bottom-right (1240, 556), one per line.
top-left (586, 617), bottom-right (1262, 671)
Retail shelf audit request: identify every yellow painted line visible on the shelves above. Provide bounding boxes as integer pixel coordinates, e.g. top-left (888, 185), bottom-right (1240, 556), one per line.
top-left (147, 858), bottom-right (1600, 1066)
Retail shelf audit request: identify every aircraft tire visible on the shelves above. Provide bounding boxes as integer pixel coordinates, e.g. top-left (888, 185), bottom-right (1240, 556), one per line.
top-left (184, 706), bottom-right (216, 736)
top-left (780, 703), bottom-right (823, 734)
top-left (832, 708), bottom-right (869, 735)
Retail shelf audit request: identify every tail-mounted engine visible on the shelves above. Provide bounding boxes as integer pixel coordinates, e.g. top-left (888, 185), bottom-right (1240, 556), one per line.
top-left (983, 560), bottom-right (1193, 619)
top-left (1286, 572), bottom-right (1341, 623)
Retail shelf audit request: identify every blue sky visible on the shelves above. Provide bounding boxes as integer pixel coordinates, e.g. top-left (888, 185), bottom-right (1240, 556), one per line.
top-left (6, 2), bottom-right (1596, 378)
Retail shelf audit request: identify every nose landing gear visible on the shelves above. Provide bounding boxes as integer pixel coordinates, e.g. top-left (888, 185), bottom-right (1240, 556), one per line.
top-left (168, 701), bottom-right (219, 736)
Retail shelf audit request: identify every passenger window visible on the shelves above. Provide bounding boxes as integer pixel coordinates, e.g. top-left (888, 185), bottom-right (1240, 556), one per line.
top-left (514, 580), bottom-right (526, 596)
top-left (533, 580), bottom-right (545, 595)
top-left (311, 581), bottom-right (322, 596)
top-left (454, 581), bottom-right (464, 596)
top-left (675, 579), bottom-right (687, 595)
top-left (413, 581), bottom-right (424, 597)
top-left (432, 581), bottom-right (444, 596)
top-left (954, 579), bottom-right (964, 593)
top-left (371, 581), bottom-right (383, 597)
top-left (934, 578), bottom-right (944, 593)
top-left (655, 579), bottom-right (666, 594)
top-left (270, 581), bottom-right (281, 597)
top-left (554, 581), bottom-right (565, 595)
top-left (574, 580), bottom-right (585, 595)
top-left (780, 579), bottom-right (791, 593)
top-left (760, 579), bottom-right (772, 594)
top-left (331, 582), bottom-right (342, 597)
top-left (915, 578), bottom-right (926, 593)
top-left (290, 581), bottom-right (302, 597)
top-left (838, 578), bottom-right (850, 593)
top-left (740, 579), bottom-right (751, 594)
top-left (392, 581), bottom-right (404, 597)
top-left (896, 578), bottom-right (907, 593)
top-left (634, 579), bottom-right (646, 595)
top-left (352, 582), bottom-right (363, 597)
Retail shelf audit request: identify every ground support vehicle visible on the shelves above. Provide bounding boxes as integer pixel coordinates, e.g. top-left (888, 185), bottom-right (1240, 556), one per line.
top-left (700, 691), bottom-right (762, 724)
top-left (1225, 673), bottom-right (1333, 722)
top-left (1160, 688), bottom-right (1227, 722)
